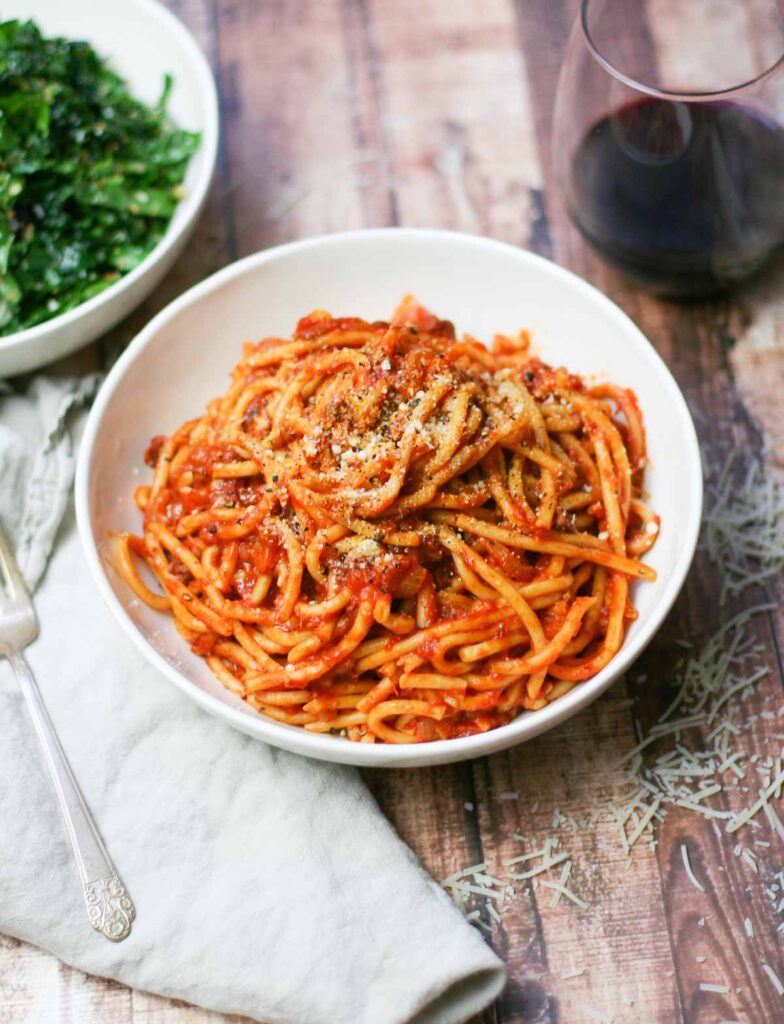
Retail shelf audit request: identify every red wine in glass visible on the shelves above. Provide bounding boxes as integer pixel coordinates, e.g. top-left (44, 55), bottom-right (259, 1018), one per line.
top-left (569, 98), bottom-right (784, 297)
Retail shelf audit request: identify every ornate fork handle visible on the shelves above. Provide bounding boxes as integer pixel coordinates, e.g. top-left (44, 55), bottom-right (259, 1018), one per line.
top-left (9, 650), bottom-right (135, 941)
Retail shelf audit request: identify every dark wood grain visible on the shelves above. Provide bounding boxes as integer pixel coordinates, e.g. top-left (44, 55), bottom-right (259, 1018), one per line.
top-left (3, 0), bottom-right (783, 1022)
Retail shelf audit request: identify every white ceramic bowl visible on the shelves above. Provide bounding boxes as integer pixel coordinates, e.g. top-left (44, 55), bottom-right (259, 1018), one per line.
top-left (76, 229), bottom-right (702, 768)
top-left (0, 0), bottom-right (218, 378)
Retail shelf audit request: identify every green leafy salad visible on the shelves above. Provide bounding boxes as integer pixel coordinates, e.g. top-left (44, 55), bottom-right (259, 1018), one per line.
top-left (0, 18), bottom-right (200, 334)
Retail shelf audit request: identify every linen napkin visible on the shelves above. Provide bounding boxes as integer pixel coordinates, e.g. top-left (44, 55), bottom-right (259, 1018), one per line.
top-left (0, 377), bottom-right (506, 1024)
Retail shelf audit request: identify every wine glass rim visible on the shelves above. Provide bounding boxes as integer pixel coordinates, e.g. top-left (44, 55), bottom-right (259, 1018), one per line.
top-left (580, 0), bottom-right (784, 101)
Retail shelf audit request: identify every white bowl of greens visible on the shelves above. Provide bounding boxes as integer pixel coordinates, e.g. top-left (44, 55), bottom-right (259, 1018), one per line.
top-left (0, 0), bottom-right (218, 377)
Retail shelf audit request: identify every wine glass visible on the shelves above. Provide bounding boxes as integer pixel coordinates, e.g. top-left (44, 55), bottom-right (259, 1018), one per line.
top-left (553, 0), bottom-right (784, 298)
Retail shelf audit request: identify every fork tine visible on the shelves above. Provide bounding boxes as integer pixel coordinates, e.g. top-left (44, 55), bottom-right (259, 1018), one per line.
top-left (0, 517), bottom-right (29, 604)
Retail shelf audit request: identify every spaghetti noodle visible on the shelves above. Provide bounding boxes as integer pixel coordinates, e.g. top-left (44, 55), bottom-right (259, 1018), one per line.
top-left (116, 298), bottom-right (659, 743)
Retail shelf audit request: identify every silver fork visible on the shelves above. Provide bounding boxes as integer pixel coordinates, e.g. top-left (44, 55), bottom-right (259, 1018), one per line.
top-left (0, 522), bottom-right (135, 942)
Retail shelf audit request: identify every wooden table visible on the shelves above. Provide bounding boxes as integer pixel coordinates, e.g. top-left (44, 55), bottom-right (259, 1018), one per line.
top-left (3, 1), bottom-right (783, 1022)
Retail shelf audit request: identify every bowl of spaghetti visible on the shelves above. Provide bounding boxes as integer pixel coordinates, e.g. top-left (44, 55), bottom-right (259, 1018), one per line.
top-left (76, 229), bottom-right (702, 767)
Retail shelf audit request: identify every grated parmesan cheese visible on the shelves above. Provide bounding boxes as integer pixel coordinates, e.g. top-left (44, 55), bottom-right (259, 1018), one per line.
top-left (762, 962), bottom-right (784, 996)
top-left (681, 843), bottom-right (706, 893)
top-left (703, 454), bottom-right (784, 604)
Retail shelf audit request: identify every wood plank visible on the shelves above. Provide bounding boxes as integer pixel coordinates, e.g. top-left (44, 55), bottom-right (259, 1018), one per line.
top-left (0, 934), bottom-right (135, 1023)
top-left (130, 987), bottom-right (249, 1024)
top-left (213, 0), bottom-right (385, 251)
top-left (338, 0), bottom-right (398, 226)
top-left (366, 0), bottom-right (542, 243)
top-left (0, 935), bottom-right (69, 1024)
top-left (729, 268), bottom-right (784, 470)
top-left (0, 931), bottom-right (253, 1023)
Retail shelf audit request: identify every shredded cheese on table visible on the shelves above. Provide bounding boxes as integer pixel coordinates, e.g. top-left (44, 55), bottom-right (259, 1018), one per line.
top-left (762, 962), bottom-right (784, 996)
top-left (681, 843), bottom-right (706, 893)
top-left (703, 455), bottom-right (784, 604)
